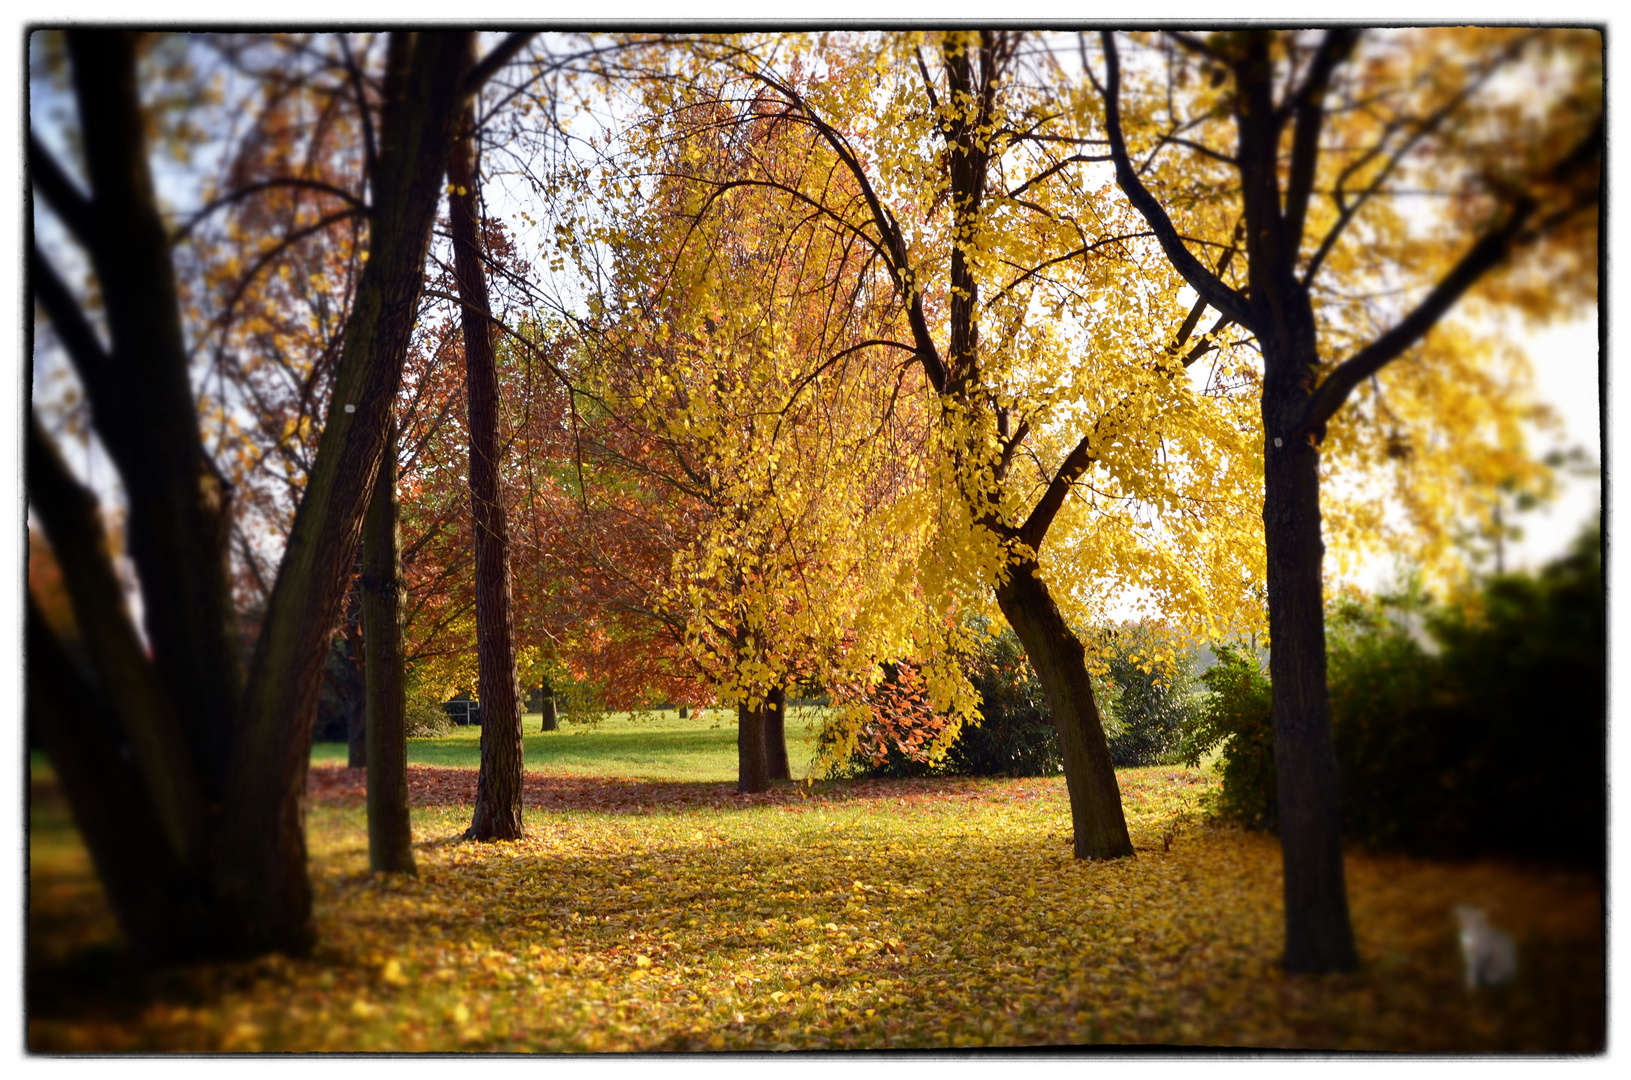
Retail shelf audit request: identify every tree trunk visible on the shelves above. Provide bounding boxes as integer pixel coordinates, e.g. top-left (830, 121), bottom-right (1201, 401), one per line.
top-left (1262, 346), bottom-right (1359, 973)
top-left (995, 559), bottom-right (1133, 860)
top-left (737, 699), bottom-right (771, 794)
top-left (27, 597), bottom-right (218, 963)
top-left (450, 89), bottom-right (525, 843)
top-left (342, 572), bottom-right (367, 767)
top-left (217, 31), bottom-right (473, 951)
top-left (363, 417), bottom-right (416, 875)
top-left (63, 33), bottom-right (242, 796)
top-left (538, 678), bottom-right (558, 732)
top-left (764, 685), bottom-right (790, 781)
top-left (30, 30), bottom-right (471, 962)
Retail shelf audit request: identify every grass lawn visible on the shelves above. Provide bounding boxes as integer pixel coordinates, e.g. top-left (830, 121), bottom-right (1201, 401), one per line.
top-left (309, 707), bottom-right (824, 781)
top-left (28, 710), bottom-right (1605, 1052)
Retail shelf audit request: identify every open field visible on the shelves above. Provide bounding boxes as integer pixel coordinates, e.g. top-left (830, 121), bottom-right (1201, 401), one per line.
top-left (29, 712), bottom-right (1603, 1052)
top-left (309, 707), bottom-right (825, 781)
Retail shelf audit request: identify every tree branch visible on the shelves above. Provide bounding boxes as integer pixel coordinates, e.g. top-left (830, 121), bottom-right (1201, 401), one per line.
top-left (29, 133), bottom-right (98, 251)
top-left (28, 415), bottom-right (204, 863)
top-left (1100, 32), bottom-right (1252, 329)
top-left (1282, 29), bottom-right (1358, 254)
top-left (1295, 201), bottom-right (1535, 440)
top-left (462, 32), bottom-right (536, 96)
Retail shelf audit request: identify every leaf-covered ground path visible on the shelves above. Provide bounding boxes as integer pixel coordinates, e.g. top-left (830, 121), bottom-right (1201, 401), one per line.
top-left (29, 765), bottom-right (1602, 1051)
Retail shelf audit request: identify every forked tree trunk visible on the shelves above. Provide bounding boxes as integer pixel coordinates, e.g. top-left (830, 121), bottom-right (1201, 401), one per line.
top-left (30, 29), bottom-right (477, 961)
top-left (362, 417), bottom-right (416, 875)
top-left (737, 699), bottom-right (771, 794)
top-left (995, 559), bottom-right (1133, 860)
top-left (449, 90), bottom-right (525, 842)
top-left (764, 685), bottom-right (790, 781)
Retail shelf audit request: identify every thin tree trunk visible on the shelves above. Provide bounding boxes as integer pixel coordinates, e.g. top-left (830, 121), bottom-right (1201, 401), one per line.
top-left (1262, 350), bottom-right (1359, 973)
top-left (996, 560), bottom-right (1133, 860)
top-left (764, 685), bottom-right (790, 781)
top-left (342, 564), bottom-right (367, 767)
top-left (363, 417), bottom-right (416, 875)
top-left (449, 89), bottom-right (524, 842)
top-left (737, 698), bottom-right (771, 794)
top-left (538, 677), bottom-right (558, 732)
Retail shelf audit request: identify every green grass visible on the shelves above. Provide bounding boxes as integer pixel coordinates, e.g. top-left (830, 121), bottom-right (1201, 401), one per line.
top-left (310, 706), bottom-right (826, 782)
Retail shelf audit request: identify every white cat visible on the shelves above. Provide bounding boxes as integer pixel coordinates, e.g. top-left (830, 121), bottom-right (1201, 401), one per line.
top-left (1454, 904), bottom-right (1517, 989)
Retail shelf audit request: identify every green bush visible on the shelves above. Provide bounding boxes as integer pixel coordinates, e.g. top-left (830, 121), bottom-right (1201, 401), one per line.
top-left (404, 686), bottom-right (455, 739)
top-left (1182, 642), bottom-right (1277, 830)
top-left (1189, 528), bottom-right (1604, 864)
top-left (1097, 624), bottom-right (1201, 766)
top-left (1411, 529), bottom-right (1604, 862)
top-left (948, 629), bottom-right (1061, 777)
top-left (828, 627), bottom-right (1061, 779)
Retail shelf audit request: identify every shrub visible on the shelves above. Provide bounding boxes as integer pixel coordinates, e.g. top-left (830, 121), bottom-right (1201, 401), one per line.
top-left (404, 686), bottom-right (454, 739)
top-left (1411, 529), bottom-right (1604, 862)
top-left (948, 629), bottom-right (1061, 777)
top-left (823, 628), bottom-right (1060, 779)
top-left (1182, 642), bottom-right (1276, 830)
top-left (1189, 528), bottom-right (1604, 864)
top-left (1096, 623), bottom-right (1202, 766)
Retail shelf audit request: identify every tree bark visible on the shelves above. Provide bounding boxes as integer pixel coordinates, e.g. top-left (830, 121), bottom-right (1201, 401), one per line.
top-left (538, 678), bottom-right (559, 732)
top-left (342, 574), bottom-right (367, 767)
top-left (764, 685), bottom-right (790, 781)
top-left (27, 599), bottom-right (219, 962)
top-left (363, 417), bottom-right (416, 875)
top-left (737, 698), bottom-right (771, 794)
top-left (1261, 341), bottom-right (1359, 973)
top-left (996, 560), bottom-right (1133, 860)
top-left (30, 29), bottom-right (472, 962)
top-left (63, 32), bottom-right (241, 793)
top-left (217, 31), bottom-right (472, 951)
top-left (449, 87), bottom-right (525, 843)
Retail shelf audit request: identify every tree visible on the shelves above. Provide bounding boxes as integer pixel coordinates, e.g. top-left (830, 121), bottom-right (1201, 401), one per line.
top-left (362, 415), bottom-right (415, 873)
top-left (28, 29), bottom-right (480, 959)
top-left (509, 68), bottom-right (953, 793)
top-left (448, 47), bottom-right (530, 841)
top-left (1095, 28), bottom-right (1600, 971)
top-left (586, 32), bottom-right (1264, 850)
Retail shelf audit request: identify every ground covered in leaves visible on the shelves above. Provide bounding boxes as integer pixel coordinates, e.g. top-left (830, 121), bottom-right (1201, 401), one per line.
top-left (30, 763), bottom-right (1603, 1052)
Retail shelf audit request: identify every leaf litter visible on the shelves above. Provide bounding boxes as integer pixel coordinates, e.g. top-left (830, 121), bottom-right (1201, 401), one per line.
top-left (29, 766), bottom-right (1602, 1051)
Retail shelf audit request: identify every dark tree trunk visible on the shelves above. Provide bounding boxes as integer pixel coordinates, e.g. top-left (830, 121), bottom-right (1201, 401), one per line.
top-left (28, 600), bottom-right (220, 961)
top-left (363, 418), bottom-right (416, 875)
top-left (1234, 31), bottom-right (1356, 972)
top-left (995, 560), bottom-right (1133, 860)
top-left (737, 699), bottom-right (771, 794)
top-left (449, 89), bottom-right (525, 843)
top-left (213, 31), bottom-right (471, 952)
top-left (62, 33), bottom-right (242, 795)
top-left (764, 685), bottom-right (790, 781)
top-left (341, 571), bottom-right (367, 767)
top-left (1261, 341), bottom-right (1359, 974)
top-left (30, 29), bottom-right (475, 961)
top-left (538, 678), bottom-right (558, 732)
